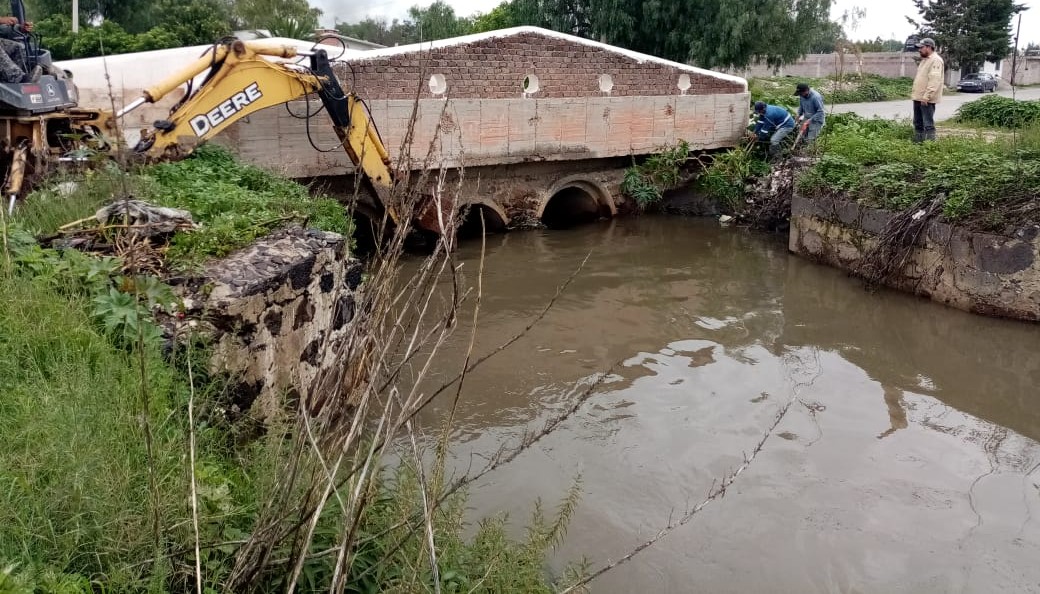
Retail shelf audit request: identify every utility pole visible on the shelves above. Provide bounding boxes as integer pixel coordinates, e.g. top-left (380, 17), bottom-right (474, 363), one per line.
top-left (1010, 12), bottom-right (1022, 86)
top-left (72, 0), bottom-right (79, 33)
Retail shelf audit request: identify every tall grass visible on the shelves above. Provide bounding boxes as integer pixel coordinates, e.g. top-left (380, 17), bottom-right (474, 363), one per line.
top-left (0, 259), bottom-right (189, 590)
top-left (0, 135), bottom-right (587, 592)
top-left (798, 114), bottom-right (1040, 227)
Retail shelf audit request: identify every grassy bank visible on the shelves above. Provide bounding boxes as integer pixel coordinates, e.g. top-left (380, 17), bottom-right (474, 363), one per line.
top-left (798, 114), bottom-right (1040, 230)
top-left (666, 110), bottom-right (1040, 235)
top-left (750, 73), bottom-right (915, 107)
top-left (0, 150), bottom-right (579, 592)
top-left (17, 145), bottom-right (352, 271)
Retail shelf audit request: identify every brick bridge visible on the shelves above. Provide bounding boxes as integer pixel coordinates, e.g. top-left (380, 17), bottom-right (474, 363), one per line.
top-left (60, 27), bottom-right (750, 234)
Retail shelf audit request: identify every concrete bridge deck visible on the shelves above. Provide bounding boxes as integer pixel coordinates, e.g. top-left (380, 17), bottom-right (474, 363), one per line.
top-left (58, 27), bottom-right (750, 230)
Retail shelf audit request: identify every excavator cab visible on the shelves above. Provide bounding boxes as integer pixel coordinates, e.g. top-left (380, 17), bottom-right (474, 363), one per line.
top-left (0, 0), bottom-right (77, 115)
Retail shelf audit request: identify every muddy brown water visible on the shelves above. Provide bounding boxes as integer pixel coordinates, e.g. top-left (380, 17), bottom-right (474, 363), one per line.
top-left (404, 215), bottom-right (1040, 593)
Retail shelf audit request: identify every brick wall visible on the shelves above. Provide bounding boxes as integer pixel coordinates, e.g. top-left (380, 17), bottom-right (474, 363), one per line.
top-left (337, 31), bottom-right (745, 100)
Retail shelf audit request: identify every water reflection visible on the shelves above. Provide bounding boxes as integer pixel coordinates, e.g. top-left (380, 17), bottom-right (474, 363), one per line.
top-left (402, 216), bottom-right (1040, 593)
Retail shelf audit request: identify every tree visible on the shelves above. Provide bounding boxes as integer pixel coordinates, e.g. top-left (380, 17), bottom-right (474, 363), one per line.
top-left (506, 0), bottom-right (834, 69)
top-left (29, 0), bottom-right (233, 59)
top-left (232, 0), bottom-right (322, 38)
top-left (335, 2), bottom-right (476, 45)
top-left (149, 0), bottom-right (233, 46)
top-left (909, 0), bottom-right (1027, 73)
top-left (27, 0), bottom-right (157, 33)
top-left (407, 1), bottom-right (473, 41)
top-left (857, 36), bottom-right (905, 52)
top-left (471, 1), bottom-right (521, 33)
top-left (807, 19), bottom-right (844, 53)
top-left (337, 17), bottom-right (416, 46)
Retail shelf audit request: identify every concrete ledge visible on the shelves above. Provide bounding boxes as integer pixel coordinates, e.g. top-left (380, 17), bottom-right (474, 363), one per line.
top-left (789, 193), bottom-right (1040, 322)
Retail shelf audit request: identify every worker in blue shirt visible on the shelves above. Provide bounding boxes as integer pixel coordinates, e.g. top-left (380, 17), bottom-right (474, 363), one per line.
top-left (795, 82), bottom-right (825, 142)
top-left (752, 101), bottom-right (795, 158)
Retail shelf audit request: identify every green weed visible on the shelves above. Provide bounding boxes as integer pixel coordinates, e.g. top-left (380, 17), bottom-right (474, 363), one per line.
top-left (621, 140), bottom-right (691, 208)
top-left (697, 146), bottom-right (770, 209)
top-left (144, 145), bottom-right (353, 269)
top-left (798, 114), bottom-right (1040, 224)
top-left (955, 95), bottom-right (1040, 129)
top-left (17, 145), bottom-right (354, 271)
top-left (750, 74), bottom-right (914, 107)
top-left (0, 146), bottom-right (581, 593)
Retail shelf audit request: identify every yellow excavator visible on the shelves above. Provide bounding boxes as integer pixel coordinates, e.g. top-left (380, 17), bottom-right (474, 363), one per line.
top-left (116, 37), bottom-right (440, 235)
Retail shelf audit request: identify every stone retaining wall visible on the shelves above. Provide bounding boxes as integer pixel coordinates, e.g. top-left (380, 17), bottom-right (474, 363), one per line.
top-left (178, 226), bottom-right (362, 419)
top-left (789, 193), bottom-right (1040, 322)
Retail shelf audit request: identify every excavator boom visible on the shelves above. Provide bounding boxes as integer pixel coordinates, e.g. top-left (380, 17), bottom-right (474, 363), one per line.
top-left (119, 39), bottom-right (405, 228)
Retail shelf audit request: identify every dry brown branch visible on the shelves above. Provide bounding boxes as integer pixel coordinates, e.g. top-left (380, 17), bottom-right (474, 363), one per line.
top-left (856, 194), bottom-right (945, 287)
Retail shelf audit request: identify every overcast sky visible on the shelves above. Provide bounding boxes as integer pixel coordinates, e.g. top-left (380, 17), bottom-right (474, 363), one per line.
top-left (311, 0), bottom-right (1040, 46)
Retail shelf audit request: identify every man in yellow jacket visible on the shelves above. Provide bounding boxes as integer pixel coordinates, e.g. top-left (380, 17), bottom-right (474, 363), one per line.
top-left (911, 37), bottom-right (945, 142)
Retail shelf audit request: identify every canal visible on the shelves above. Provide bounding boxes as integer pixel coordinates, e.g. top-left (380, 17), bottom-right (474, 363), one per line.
top-left (409, 215), bottom-right (1040, 593)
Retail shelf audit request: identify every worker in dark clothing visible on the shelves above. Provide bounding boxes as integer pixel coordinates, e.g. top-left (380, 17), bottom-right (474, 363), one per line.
top-left (0, 15), bottom-right (36, 83)
top-left (795, 82), bottom-right (826, 142)
top-left (752, 101), bottom-right (795, 158)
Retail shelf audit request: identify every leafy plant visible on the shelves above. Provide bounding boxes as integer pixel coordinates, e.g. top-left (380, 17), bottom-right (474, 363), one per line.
top-left (8, 228), bottom-right (176, 349)
top-left (797, 113), bottom-right (1040, 229)
top-left (697, 145), bottom-right (770, 208)
top-left (750, 74), bottom-right (915, 107)
top-left (144, 144), bottom-right (353, 268)
top-left (621, 140), bottom-right (692, 208)
top-left (956, 95), bottom-right (1040, 129)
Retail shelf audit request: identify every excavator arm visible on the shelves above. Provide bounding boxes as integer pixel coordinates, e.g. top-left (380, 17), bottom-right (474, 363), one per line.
top-left (117, 39), bottom-right (404, 227)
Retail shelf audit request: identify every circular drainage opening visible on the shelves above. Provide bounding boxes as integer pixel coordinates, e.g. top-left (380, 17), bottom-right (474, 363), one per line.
top-left (541, 186), bottom-right (605, 230)
top-left (458, 204), bottom-right (507, 239)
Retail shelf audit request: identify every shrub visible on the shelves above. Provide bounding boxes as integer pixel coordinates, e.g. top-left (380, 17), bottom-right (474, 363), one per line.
top-left (621, 140), bottom-right (692, 207)
top-left (697, 146), bottom-right (770, 208)
top-left (955, 95), bottom-right (1040, 128)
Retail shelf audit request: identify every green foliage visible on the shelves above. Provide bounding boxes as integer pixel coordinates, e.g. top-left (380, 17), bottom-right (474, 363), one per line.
top-left (855, 36), bottom-right (906, 52)
top-left (697, 146), bottom-right (771, 208)
top-left (797, 113), bottom-right (1040, 224)
top-left (621, 140), bottom-right (691, 208)
top-left (336, 17), bottom-right (416, 46)
top-left (6, 228), bottom-right (176, 349)
top-left (336, 1), bottom-right (478, 45)
top-left (909, 0), bottom-right (1025, 72)
top-left (30, 0), bottom-right (236, 60)
top-left (956, 94), bottom-right (1040, 128)
top-left (16, 146), bottom-right (352, 271)
top-left (506, 0), bottom-right (834, 69)
top-left (141, 145), bottom-right (352, 268)
top-left (0, 254), bottom-right (192, 591)
top-left (232, 0), bottom-right (322, 37)
top-left (471, 2), bottom-right (521, 33)
top-left (750, 74), bottom-right (914, 106)
top-left (335, 0), bottom-right (834, 69)
top-left (407, 0), bottom-right (474, 40)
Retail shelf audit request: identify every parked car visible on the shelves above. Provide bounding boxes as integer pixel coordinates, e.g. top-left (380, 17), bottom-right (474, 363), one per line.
top-left (903, 35), bottom-right (920, 52)
top-left (957, 72), bottom-right (998, 92)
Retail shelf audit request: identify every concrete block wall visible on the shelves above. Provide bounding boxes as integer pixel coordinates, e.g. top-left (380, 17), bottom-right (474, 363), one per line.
top-left (725, 52), bottom-right (917, 80)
